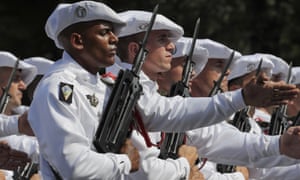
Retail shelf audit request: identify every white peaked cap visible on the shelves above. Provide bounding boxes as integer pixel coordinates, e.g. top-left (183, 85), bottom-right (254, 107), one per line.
top-left (45, 1), bottom-right (126, 49)
top-left (0, 51), bottom-right (37, 85)
top-left (117, 10), bottom-right (184, 41)
top-left (291, 67), bottom-right (300, 85)
top-left (198, 39), bottom-right (242, 60)
top-left (173, 37), bottom-right (208, 76)
top-left (228, 54), bottom-right (274, 81)
top-left (24, 57), bottom-right (54, 75)
top-left (256, 53), bottom-right (289, 81)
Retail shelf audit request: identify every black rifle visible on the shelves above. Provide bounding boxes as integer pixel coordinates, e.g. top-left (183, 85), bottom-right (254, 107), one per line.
top-left (217, 59), bottom-right (263, 173)
top-left (292, 111), bottom-right (300, 126)
top-left (13, 162), bottom-right (39, 180)
top-left (208, 51), bottom-right (235, 97)
top-left (93, 5), bottom-right (159, 153)
top-left (159, 18), bottom-right (200, 160)
top-left (0, 58), bottom-right (20, 113)
top-left (269, 62), bottom-right (293, 135)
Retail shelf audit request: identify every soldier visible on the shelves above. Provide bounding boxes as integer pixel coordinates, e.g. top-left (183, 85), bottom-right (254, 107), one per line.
top-left (23, 57), bottom-right (54, 104)
top-left (28, 1), bottom-right (299, 179)
top-left (124, 36), bottom-right (209, 179)
top-left (158, 37), bottom-right (300, 179)
top-left (28, 1), bottom-right (140, 179)
top-left (252, 53), bottom-right (290, 133)
top-left (0, 51), bottom-right (40, 179)
top-left (228, 54), bottom-right (300, 180)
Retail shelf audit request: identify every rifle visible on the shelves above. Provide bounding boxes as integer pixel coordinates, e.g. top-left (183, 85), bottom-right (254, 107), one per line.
top-left (208, 51), bottom-right (235, 97)
top-left (292, 112), bottom-right (300, 126)
top-left (231, 58), bottom-right (263, 132)
top-left (0, 58), bottom-right (20, 113)
top-left (217, 59), bottom-right (263, 173)
top-left (13, 162), bottom-right (39, 180)
top-left (93, 4), bottom-right (159, 153)
top-left (159, 18), bottom-right (200, 160)
top-left (269, 62), bottom-right (293, 135)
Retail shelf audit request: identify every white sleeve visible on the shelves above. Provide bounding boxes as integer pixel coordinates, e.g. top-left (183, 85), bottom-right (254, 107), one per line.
top-left (28, 78), bottom-right (131, 179)
top-left (201, 161), bottom-right (245, 180)
top-left (0, 135), bottom-right (39, 163)
top-left (0, 114), bottom-right (19, 136)
top-left (129, 131), bottom-right (190, 180)
top-left (130, 148), bottom-right (190, 180)
top-left (248, 164), bottom-right (300, 180)
top-left (137, 75), bottom-right (246, 131)
top-left (186, 122), bottom-right (300, 168)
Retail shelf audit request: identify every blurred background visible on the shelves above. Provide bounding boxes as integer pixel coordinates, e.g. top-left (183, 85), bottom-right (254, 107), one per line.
top-left (1, 0), bottom-right (300, 65)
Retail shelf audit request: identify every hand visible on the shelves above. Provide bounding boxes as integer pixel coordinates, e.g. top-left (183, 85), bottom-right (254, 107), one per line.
top-left (242, 75), bottom-right (299, 107)
top-left (30, 173), bottom-right (41, 180)
top-left (0, 170), bottom-right (5, 180)
top-left (18, 111), bottom-right (34, 136)
top-left (236, 166), bottom-right (249, 180)
top-left (279, 126), bottom-right (300, 159)
top-left (189, 165), bottom-right (204, 180)
top-left (178, 145), bottom-right (199, 168)
top-left (119, 139), bottom-right (140, 172)
top-left (0, 141), bottom-right (31, 171)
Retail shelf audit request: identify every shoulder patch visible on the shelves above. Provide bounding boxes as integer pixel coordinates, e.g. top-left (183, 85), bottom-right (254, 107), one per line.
top-left (100, 72), bottom-right (116, 86)
top-left (59, 82), bottom-right (73, 104)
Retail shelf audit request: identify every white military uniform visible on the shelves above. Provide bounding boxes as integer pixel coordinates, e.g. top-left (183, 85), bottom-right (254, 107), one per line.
top-left (227, 54), bottom-right (300, 179)
top-left (113, 36), bottom-right (209, 180)
top-left (29, 52), bottom-right (132, 180)
top-left (0, 114), bottom-right (19, 136)
top-left (107, 57), bottom-right (300, 180)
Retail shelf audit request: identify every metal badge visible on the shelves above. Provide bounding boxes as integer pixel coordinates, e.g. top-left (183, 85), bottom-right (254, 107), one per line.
top-left (59, 82), bottom-right (73, 104)
top-left (86, 94), bottom-right (99, 107)
top-left (75, 6), bottom-right (87, 18)
top-left (246, 63), bottom-right (256, 72)
top-left (138, 23), bottom-right (149, 30)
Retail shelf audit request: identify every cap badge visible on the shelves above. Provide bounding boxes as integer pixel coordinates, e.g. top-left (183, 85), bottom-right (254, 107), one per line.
top-left (246, 63), bottom-right (256, 72)
top-left (75, 6), bottom-right (87, 18)
top-left (138, 23), bottom-right (149, 30)
top-left (86, 93), bottom-right (99, 107)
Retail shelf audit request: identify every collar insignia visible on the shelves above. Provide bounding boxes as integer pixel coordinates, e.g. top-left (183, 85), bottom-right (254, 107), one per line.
top-left (86, 93), bottom-right (99, 107)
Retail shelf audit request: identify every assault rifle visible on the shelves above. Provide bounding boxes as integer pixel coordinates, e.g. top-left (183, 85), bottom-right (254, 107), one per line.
top-left (93, 4), bottom-right (159, 153)
top-left (292, 112), bottom-right (300, 126)
top-left (159, 18), bottom-right (200, 160)
top-left (231, 58), bottom-right (263, 132)
top-left (208, 51), bottom-right (235, 97)
top-left (0, 58), bottom-right (20, 113)
top-left (217, 59), bottom-right (263, 173)
top-left (13, 162), bottom-right (39, 180)
top-left (269, 62), bottom-right (293, 135)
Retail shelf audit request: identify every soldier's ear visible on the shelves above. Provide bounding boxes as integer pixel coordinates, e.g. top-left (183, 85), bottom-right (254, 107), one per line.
top-left (70, 33), bottom-right (84, 50)
top-left (128, 42), bottom-right (139, 60)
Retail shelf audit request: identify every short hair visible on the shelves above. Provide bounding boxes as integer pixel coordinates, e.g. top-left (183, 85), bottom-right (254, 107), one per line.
top-left (117, 32), bottom-right (144, 61)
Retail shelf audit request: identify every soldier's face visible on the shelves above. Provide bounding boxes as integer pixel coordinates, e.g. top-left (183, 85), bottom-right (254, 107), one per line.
top-left (0, 67), bottom-right (26, 112)
top-left (78, 21), bottom-right (118, 74)
top-left (142, 30), bottom-right (175, 76)
top-left (157, 56), bottom-right (195, 92)
top-left (192, 58), bottom-right (229, 96)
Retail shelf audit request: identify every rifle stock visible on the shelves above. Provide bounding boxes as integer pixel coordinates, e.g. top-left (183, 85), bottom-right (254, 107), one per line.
top-left (159, 18), bottom-right (200, 160)
top-left (0, 58), bottom-right (20, 113)
top-left (93, 4), bottom-right (159, 153)
top-left (269, 62), bottom-right (293, 135)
